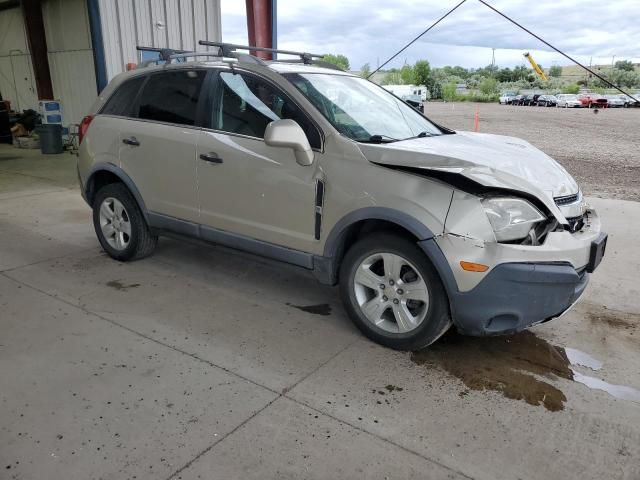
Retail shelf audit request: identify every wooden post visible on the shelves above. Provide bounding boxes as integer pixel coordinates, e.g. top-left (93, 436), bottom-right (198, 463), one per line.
top-left (246, 0), bottom-right (273, 59)
top-left (22, 0), bottom-right (53, 100)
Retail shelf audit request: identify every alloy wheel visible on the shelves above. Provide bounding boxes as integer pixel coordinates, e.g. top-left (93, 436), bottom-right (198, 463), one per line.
top-left (353, 252), bottom-right (429, 334)
top-left (99, 197), bottom-right (131, 250)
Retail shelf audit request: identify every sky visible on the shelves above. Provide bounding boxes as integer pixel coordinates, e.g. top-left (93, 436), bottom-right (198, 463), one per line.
top-left (220, 0), bottom-right (640, 71)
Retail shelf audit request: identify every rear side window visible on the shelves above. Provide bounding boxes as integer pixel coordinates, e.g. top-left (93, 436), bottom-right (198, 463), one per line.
top-left (214, 71), bottom-right (321, 149)
top-left (137, 70), bottom-right (206, 126)
top-left (101, 76), bottom-right (145, 117)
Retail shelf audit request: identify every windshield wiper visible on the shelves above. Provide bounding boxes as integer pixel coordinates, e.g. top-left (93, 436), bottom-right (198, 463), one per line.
top-left (358, 134), bottom-right (399, 144)
top-left (400, 131), bottom-right (436, 141)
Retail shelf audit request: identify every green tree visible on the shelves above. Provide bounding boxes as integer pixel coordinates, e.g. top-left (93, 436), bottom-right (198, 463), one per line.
top-left (496, 68), bottom-right (513, 82)
top-left (562, 83), bottom-right (580, 94)
top-left (512, 65), bottom-right (530, 81)
top-left (615, 60), bottom-right (635, 72)
top-left (442, 65), bottom-right (469, 79)
top-left (400, 65), bottom-right (415, 84)
top-left (322, 54), bottom-right (350, 71)
top-left (381, 71), bottom-right (403, 85)
top-left (549, 65), bottom-right (562, 77)
top-left (479, 77), bottom-right (498, 95)
top-left (359, 63), bottom-right (371, 78)
top-left (413, 60), bottom-right (432, 86)
top-left (595, 68), bottom-right (640, 88)
top-left (442, 82), bottom-right (458, 101)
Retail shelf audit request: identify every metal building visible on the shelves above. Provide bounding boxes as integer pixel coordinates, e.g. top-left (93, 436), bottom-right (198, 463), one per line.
top-left (0, 0), bottom-right (221, 126)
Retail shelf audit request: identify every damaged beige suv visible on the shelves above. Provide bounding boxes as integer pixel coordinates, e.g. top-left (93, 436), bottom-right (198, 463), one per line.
top-left (77, 43), bottom-right (607, 350)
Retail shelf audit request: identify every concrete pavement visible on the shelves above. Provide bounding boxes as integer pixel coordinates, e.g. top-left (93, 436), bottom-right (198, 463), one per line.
top-left (1, 144), bottom-right (639, 479)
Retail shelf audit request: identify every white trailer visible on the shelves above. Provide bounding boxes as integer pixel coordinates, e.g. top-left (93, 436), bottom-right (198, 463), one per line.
top-left (383, 84), bottom-right (428, 101)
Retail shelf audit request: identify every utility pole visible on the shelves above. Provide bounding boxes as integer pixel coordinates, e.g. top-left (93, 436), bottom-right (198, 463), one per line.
top-left (491, 47), bottom-right (495, 76)
top-left (611, 55), bottom-right (615, 74)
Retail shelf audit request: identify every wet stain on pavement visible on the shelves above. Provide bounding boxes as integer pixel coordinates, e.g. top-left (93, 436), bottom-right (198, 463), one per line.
top-left (384, 384), bottom-right (404, 392)
top-left (411, 329), bottom-right (640, 411)
top-left (106, 280), bottom-right (141, 291)
top-left (587, 306), bottom-right (638, 332)
top-left (412, 331), bottom-right (574, 412)
top-left (286, 303), bottom-right (332, 316)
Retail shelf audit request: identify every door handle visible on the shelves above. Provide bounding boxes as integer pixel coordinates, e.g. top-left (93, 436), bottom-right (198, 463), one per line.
top-left (199, 152), bottom-right (223, 164)
top-left (122, 136), bottom-right (140, 146)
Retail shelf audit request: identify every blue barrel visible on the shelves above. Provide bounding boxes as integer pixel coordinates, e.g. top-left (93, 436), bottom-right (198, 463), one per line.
top-left (36, 124), bottom-right (64, 154)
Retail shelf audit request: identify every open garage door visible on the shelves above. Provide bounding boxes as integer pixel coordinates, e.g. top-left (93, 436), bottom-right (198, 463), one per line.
top-left (0, 5), bottom-right (39, 112)
top-left (42, 0), bottom-right (97, 125)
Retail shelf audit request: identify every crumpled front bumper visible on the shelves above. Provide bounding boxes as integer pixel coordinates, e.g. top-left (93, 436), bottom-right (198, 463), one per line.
top-left (444, 262), bottom-right (589, 335)
top-left (418, 208), bottom-right (606, 336)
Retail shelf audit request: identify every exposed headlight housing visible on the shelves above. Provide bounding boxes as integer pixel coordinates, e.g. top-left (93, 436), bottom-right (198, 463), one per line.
top-left (482, 197), bottom-right (546, 242)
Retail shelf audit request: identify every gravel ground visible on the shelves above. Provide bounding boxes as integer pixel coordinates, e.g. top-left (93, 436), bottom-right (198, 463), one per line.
top-left (425, 102), bottom-right (640, 201)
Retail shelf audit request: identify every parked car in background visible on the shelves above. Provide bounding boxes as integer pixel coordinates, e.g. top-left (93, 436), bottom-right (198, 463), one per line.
top-left (402, 94), bottom-right (424, 113)
top-left (499, 91), bottom-right (517, 104)
top-left (537, 95), bottom-right (558, 107)
top-left (512, 94), bottom-right (524, 105)
top-left (620, 93), bottom-right (640, 108)
top-left (520, 94), bottom-right (542, 106)
top-left (556, 94), bottom-right (582, 108)
top-left (578, 94), bottom-right (608, 108)
top-left (605, 95), bottom-right (625, 108)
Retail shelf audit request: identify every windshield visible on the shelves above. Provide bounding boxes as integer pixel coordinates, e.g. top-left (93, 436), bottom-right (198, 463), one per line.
top-left (283, 73), bottom-right (442, 142)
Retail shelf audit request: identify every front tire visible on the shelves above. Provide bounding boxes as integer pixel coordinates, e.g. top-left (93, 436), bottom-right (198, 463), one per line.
top-left (92, 183), bottom-right (157, 261)
top-left (339, 233), bottom-right (452, 351)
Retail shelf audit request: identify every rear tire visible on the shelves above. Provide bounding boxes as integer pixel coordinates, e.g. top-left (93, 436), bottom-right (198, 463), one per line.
top-left (92, 183), bottom-right (157, 261)
top-left (339, 233), bottom-right (452, 351)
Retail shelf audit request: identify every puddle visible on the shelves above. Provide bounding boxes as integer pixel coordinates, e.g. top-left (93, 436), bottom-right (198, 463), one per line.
top-left (411, 330), bottom-right (640, 411)
top-left (571, 371), bottom-right (640, 403)
top-left (286, 303), bottom-right (332, 316)
top-left (565, 348), bottom-right (603, 370)
top-left (106, 280), bottom-right (140, 291)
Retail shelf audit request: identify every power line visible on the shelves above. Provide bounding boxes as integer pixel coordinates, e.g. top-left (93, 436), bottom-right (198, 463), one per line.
top-left (368, 0), bottom-right (638, 102)
top-left (476, 0), bottom-right (638, 102)
top-left (367, 0), bottom-right (467, 79)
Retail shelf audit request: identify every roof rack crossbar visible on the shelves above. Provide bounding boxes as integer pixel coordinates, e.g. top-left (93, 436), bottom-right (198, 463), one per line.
top-left (198, 41), bottom-right (325, 64)
top-left (136, 46), bottom-right (188, 62)
top-left (268, 58), bottom-right (343, 71)
top-left (136, 47), bottom-right (241, 67)
top-left (167, 52), bottom-right (228, 61)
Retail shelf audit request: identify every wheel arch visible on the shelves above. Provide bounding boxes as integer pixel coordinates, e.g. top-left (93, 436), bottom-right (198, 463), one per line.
top-left (315, 207), bottom-right (437, 286)
top-left (85, 163), bottom-right (149, 222)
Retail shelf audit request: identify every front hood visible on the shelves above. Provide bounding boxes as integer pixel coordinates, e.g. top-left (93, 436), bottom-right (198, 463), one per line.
top-left (358, 131), bottom-right (579, 213)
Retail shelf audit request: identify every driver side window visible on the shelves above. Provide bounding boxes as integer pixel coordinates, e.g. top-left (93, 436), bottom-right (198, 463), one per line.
top-left (213, 71), bottom-right (321, 149)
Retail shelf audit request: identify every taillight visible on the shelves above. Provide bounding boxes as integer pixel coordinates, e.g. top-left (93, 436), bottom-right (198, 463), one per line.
top-left (79, 115), bottom-right (94, 144)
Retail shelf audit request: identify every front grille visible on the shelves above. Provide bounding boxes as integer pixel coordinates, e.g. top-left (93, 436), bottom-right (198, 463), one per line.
top-left (555, 193), bottom-right (579, 206)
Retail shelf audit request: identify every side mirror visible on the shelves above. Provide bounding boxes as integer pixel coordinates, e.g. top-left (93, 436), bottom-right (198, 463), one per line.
top-left (264, 119), bottom-right (314, 166)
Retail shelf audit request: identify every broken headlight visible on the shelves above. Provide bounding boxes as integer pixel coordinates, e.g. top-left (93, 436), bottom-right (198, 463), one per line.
top-left (482, 197), bottom-right (546, 242)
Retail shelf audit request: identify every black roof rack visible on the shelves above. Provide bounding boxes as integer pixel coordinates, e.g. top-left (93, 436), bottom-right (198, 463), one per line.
top-left (135, 42), bottom-right (341, 71)
top-left (198, 40), bottom-right (325, 64)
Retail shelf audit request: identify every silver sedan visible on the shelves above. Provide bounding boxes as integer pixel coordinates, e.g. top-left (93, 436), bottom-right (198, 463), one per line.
top-left (556, 94), bottom-right (582, 108)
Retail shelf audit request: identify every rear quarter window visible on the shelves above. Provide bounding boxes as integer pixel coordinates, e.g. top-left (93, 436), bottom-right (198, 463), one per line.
top-left (136, 70), bottom-right (206, 126)
top-left (101, 76), bottom-right (145, 117)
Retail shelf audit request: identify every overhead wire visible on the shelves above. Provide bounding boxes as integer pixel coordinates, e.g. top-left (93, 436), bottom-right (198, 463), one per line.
top-left (367, 0), bottom-right (467, 79)
top-left (476, 0), bottom-right (638, 102)
top-left (369, 0), bottom-right (638, 102)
